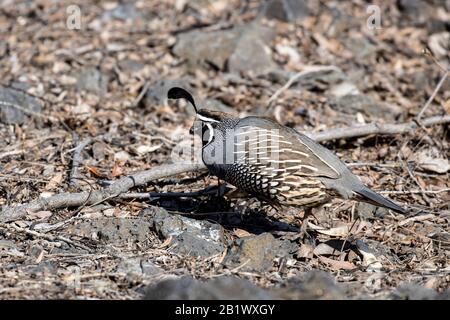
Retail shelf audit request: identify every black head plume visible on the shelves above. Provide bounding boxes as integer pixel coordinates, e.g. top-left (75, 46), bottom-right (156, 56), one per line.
top-left (167, 87), bottom-right (197, 113)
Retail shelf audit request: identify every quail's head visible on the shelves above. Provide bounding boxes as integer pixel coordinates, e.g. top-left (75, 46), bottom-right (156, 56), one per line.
top-left (168, 87), bottom-right (236, 147)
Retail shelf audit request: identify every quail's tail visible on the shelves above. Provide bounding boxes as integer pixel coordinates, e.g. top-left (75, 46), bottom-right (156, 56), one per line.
top-left (354, 187), bottom-right (407, 214)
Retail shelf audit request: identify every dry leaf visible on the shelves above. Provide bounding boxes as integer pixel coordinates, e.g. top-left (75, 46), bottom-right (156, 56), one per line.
top-left (158, 236), bottom-right (173, 249)
top-left (444, 98), bottom-right (450, 115)
top-left (319, 256), bottom-right (355, 270)
top-left (111, 162), bottom-right (123, 178)
top-left (233, 228), bottom-right (252, 238)
top-left (313, 243), bottom-right (340, 256)
top-left (40, 192), bottom-right (54, 198)
top-left (103, 208), bottom-right (116, 217)
top-left (415, 150), bottom-right (450, 174)
top-left (308, 222), bottom-right (349, 237)
top-left (136, 144), bottom-right (162, 155)
top-left (86, 166), bottom-right (106, 178)
top-left (27, 210), bottom-right (52, 220)
top-left (45, 172), bottom-right (63, 190)
top-left (113, 209), bottom-right (129, 218)
top-left (398, 213), bottom-right (435, 226)
top-left (114, 151), bottom-right (130, 162)
top-left (297, 244), bottom-right (314, 259)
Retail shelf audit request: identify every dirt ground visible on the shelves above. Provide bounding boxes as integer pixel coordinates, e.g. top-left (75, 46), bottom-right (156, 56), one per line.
top-left (0, 0), bottom-right (449, 299)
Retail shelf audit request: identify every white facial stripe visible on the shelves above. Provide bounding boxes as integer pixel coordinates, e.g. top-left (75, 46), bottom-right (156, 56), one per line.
top-left (205, 122), bottom-right (214, 144)
top-left (198, 114), bottom-right (220, 123)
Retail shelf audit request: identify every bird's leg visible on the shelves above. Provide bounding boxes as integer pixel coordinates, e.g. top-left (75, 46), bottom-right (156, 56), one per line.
top-left (298, 208), bottom-right (312, 241)
top-left (283, 208), bottom-right (313, 242)
top-left (213, 178), bottom-right (229, 198)
top-left (217, 178), bottom-right (222, 197)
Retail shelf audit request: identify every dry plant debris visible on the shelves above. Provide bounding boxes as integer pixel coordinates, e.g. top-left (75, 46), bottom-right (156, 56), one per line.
top-left (0, 0), bottom-right (449, 299)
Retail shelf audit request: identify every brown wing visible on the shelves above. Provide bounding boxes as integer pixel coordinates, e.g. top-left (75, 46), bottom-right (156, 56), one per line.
top-left (232, 118), bottom-right (340, 180)
top-left (224, 119), bottom-right (338, 206)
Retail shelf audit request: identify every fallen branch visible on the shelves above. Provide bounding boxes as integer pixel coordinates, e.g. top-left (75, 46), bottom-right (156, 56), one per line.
top-left (69, 135), bottom-right (92, 187)
top-left (0, 162), bottom-right (206, 222)
top-left (306, 115), bottom-right (450, 142)
top-left (69, 134), bottom-right (111, 187)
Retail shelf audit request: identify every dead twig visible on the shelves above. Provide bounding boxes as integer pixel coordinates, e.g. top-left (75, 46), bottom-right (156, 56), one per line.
top-left (68, 134), bottom-right (111, 187)
top-left (69, 135), bottom-right (92, 187)
top-left (380, 188), bottom-right (450, 195)
top-left (398, 213), bottom-right (436, 227)
top-left (307, 115), bottom-right (450, 142)
top-left (265, 65), bottom-right (341, 113)
top-left (0, 222), bottom-right (92, 251)
top-left (416, 70), bottom-right (449, 121)
top-left (0, 162), bottom-right (207, 222)
top-left (131, 81), bottom-right (150, 107)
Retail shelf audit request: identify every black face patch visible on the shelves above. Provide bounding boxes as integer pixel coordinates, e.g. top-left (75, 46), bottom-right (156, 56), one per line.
top-left (189, 120), bottom-right (214, 146)
top-left (202, 122), bottom-right (213, 145)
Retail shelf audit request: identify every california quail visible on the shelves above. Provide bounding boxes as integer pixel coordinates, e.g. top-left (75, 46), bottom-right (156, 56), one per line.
top-left (168, 87), bottom-right (406, 216)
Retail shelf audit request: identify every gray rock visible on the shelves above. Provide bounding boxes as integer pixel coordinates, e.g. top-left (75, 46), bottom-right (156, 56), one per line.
top-left (173, 28), bottom-right (237, 71)
top-left (173, 23), bottom-right (276, 75)
top-left (75, 68), bottom-right (109, 94)
top-left (92, 141), bottom-right (107, 161)
top-left (143, 207), bottom-right (228, 258)
top-left (224, 233), bottom-right (295, 272)
top-left (0, 239), bottom-right (17, 250)
top-left (143, 276), bottom-right (275, 300)
top-left (329, 94), bottom-right (402, 120)
top-left (228, 26), bottom-right (277, 75)
top-left (276, 270), bottom-right (347, 299)
top-left (356, 202), bottom-right (389, 219)
top-left (102, 3), bottom-right (141, 21)
top-left (397, 0), bottom-right (432, 25)
top-left (65, 215), bottom-right (153, 244)
top-left (325, 9), bottom-right (360, 37)
top-left (142, 78), bottom-right (191, 108)
top-left (343, 37), bottom-right (377, 60)
top-left (262, 0), bottom-right (310, 22)
top-left (391, 284), bottom-right (449, 300)
top-left (25, 261), bottom-right (58, 276)
top-left (118, 59), bottom-right (145, 73)
top-left (116, 258), bottom-right (163, 277)
top-left (28, 244), bottom-right (44, 259)
top-left (0, 85), bottom-right (42, 124)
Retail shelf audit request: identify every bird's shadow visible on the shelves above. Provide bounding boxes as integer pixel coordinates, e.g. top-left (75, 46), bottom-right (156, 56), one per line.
top-left (148, 191), bottom-right (299, 235)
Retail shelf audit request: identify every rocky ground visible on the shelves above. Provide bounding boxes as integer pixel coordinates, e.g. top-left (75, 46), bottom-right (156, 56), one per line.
top-left (0, 0), bottom-right (449, 299)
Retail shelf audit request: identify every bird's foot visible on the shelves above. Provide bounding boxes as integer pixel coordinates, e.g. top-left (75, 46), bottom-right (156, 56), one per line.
top-left (297, 219), bottom-right (316, 245)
